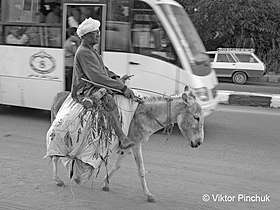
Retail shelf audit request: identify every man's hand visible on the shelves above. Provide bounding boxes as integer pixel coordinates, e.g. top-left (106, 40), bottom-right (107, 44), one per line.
top-left (123, 87), bottom-right (135, 99)
top-left (121, 74), bottom-right (134, 83)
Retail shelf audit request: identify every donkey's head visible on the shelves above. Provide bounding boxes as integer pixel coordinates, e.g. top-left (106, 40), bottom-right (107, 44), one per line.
top-left (176, 88), bottom-right (204, 148)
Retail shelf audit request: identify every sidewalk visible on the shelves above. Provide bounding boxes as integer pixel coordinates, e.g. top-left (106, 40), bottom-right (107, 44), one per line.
top-left (218, 74), bottom-right (280, 108)
top-left (258, 73), bottom-right (280, 83)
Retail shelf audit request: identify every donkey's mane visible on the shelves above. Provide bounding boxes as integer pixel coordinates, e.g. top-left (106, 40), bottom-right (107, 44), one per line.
top-left (139, 95), bottom-right (181, 102)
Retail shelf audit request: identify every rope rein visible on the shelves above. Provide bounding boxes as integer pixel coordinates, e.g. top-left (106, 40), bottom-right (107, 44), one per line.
top-left (143, 97), bottom-right (174, 140)
top-left (162, 98), bottom-right (174, 138)
top-left (116, 90), bottom-right (174, 140)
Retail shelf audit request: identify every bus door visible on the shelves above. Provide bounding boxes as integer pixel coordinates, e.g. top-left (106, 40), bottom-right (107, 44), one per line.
top-left (63, 2), bottom-right (106, 54)
top-left (128, 0), bottom-right (181, 95)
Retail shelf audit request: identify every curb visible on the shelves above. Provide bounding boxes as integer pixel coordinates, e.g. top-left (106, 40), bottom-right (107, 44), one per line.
top-left (218, 90), bottom-right (280, 108)
top-left (259, 74), bottom-right (280, 83)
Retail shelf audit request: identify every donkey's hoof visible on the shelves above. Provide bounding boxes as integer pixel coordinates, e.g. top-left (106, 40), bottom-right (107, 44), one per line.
top-left (147, 195), bottom-right (156, 203)
top-left (74, 176), bottom-right (81, 185)
top-left (54, 177), bottom-right (64, 187)
top-left (102, 186), bottom-right (110, 191)
top-left (56, 180), bottom-right (65, 187)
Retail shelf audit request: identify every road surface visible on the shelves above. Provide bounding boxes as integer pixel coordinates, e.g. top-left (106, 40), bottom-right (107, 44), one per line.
top-left (0, 105), bottom-right (279, 210)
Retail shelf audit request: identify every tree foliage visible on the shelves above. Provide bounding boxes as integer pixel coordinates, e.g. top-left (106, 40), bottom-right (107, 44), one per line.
top-left (188, 0), bottom-right (280, 73)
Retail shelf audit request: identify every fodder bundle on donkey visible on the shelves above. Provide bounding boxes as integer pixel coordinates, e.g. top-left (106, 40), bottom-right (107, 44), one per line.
top-left (46, 87), bottom-right (204, 202)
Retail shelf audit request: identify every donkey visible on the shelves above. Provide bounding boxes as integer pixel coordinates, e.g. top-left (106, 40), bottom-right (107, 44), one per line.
top-left (49, 89), bottom-right (204, 202)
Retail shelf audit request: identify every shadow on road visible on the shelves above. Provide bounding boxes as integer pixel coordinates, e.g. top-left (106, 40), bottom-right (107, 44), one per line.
top-left (0, 105), bottom-right (50, 120)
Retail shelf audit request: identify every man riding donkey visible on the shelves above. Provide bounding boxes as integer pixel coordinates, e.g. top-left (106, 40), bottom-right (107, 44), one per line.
top-left (72, 17), bottom-right (135, 150)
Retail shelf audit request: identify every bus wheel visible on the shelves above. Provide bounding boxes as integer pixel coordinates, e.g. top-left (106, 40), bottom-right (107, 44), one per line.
top-left (232, 72), bottom-right (247, 84)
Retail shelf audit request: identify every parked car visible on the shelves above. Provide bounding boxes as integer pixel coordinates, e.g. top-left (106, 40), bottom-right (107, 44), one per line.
top-left (206, 48), bottom-right (266, 84)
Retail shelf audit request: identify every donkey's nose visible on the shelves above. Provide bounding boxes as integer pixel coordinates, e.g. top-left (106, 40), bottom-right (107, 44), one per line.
top-left (190, 138), bottom-right (202, 148)
top-left (190, 141), bottom-right (197, 148)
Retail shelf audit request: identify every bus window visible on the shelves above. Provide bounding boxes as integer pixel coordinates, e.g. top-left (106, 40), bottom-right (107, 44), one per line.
top-left (131, 1), bottom-right (180, 66)
top-left (67, 6), bottom-right (81, 28)
top-left (3, 24), bottom-right (61, 48)
top-left (1, 0), bottom-right (62, 48)
top-left (45, 2), bottom-right (61, 23)
top-left (66, 5), bottom-right (103, 29)
top-left (5, 26), bottom-right (29, 45)
top-left (65, 5), bottom-right (104, 53)
top-left (105, 0), bottom-right (130, 52)
top-left (4, 0), bottom-right (42, 22)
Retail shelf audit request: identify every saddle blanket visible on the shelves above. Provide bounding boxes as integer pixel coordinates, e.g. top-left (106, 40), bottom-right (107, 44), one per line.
top-left (44, 93), bottom-right (138, 170)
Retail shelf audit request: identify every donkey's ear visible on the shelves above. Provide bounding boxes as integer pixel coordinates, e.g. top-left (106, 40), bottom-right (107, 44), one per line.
top-left (182, 92), bottom-right (190, 105)
top-left (184, 86), bottom-right (190, 92)
top-left (184, 86), bottom-right (196, 99)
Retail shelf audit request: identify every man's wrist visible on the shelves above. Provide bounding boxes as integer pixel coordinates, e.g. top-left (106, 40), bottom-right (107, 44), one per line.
top-left (121, 85), bottom-right (127, 93)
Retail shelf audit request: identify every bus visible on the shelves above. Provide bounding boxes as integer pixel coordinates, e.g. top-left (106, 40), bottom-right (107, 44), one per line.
top-left (0, 0), bottom-right (219, 116)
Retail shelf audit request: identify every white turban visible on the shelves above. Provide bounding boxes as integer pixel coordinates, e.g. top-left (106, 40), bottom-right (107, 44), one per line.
top-left (76, 18), bottom-right (100, 38)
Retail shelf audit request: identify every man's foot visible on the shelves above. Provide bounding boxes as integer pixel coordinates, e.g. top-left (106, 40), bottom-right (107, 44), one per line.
top-left (119, 137), bottom-right (135, 149)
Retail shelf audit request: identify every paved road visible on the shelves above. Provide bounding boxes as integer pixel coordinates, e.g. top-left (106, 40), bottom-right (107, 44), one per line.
top-left (0, 105), bottom-right (279, 210)
top-left (218, 79), bottom-right (280, 95)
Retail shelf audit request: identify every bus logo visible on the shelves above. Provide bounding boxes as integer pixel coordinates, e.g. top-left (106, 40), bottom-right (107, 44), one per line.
top-left (29, 51), bottom-right (56, 74)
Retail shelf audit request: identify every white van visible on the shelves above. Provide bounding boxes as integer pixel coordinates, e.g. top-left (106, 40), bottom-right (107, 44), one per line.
top-left (206, 48), bottom-right (265, 84)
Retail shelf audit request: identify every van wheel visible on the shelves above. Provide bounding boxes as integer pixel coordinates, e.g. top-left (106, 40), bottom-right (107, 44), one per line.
top-left (232, 72), bottom-right (247, 84)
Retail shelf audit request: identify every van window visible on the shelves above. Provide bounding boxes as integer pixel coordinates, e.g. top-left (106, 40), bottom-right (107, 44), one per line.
top-left (217, 53), bottom-right (235, 62)
top-left (235, 53), bottom-right (258, 63)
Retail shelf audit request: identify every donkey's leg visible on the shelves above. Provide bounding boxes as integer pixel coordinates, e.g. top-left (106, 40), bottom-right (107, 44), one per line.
top-left (102, 151), bottom-right (128, 191)
top-left (52, 156), bottom-right (64, 187)
top-left (132, 143), bottom-right (155, 202)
